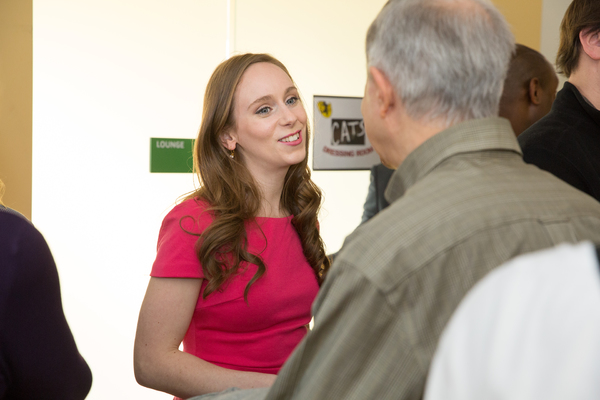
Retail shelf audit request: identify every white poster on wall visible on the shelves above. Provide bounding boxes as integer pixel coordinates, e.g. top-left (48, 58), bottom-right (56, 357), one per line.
top-left (312, 95), bottom-right (380, 170)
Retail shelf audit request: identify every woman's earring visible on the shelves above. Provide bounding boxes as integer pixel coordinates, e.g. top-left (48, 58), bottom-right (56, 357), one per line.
top-left (229, 149), bottom-right (235, 159)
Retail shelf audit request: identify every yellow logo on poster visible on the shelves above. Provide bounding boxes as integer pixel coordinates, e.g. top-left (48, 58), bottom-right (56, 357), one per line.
top-left (318, 101), bottom-right (332, 118)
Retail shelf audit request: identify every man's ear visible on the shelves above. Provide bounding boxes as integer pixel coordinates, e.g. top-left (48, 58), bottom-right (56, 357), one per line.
top-left (220, 130), bottom-right (237, 151)
top-left (528, 77), bottom-right (542, 105)
top-left (580, 28), bottom-right (600, 61)
top-left (368, 66), bottom-right (396, 118)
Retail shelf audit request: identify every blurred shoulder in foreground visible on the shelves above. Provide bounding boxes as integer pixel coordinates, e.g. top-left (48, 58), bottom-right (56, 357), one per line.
top-left (0, 207), bottom-right (92, 399)
top-left (425, 241), bottom-right (600, 400)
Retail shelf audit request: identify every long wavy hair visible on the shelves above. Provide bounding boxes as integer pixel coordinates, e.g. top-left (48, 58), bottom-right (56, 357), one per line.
top-left (186, 53), bottom-right (330, 299)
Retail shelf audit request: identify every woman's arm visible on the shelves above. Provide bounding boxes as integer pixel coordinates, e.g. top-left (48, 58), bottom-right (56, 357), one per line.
top-left (134, 277), bottom-right (276, 399)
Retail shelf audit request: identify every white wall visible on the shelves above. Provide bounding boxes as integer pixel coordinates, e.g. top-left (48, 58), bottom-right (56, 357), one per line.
top-left (32, 1), bottom-right (386, 398)
top-left (33, 1), bottom-right (228, 398)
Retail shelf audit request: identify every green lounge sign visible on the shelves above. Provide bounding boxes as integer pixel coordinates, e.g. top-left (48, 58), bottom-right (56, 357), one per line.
top-left (150, 138), bottom-right (195, 173)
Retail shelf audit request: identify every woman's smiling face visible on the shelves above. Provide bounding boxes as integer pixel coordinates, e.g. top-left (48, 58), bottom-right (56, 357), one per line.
top-left (226, 62), bottom-right (307, 180)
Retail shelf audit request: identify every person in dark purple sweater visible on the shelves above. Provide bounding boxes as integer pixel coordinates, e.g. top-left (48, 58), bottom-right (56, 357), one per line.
top-left (0, 205), bottom-right (92, 399)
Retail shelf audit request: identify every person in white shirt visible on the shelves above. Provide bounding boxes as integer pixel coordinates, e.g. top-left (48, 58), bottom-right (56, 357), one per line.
top-left (425, 241), bottom-right (600, 400)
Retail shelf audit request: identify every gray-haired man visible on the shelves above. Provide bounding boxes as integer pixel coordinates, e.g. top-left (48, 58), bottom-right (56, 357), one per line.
top-left (191, 1), bottom-right (600, 399)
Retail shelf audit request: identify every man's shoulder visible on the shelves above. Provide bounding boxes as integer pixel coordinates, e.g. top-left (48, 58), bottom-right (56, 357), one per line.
top-left (336, 157), bottom-right (600, 296)
top-left (519, 111), bottom-right (574, 149)
top-left (0, 210), bottom-right (49, 281)
top-left (519, 92), bottom-right (598, 152)
top-left (0, 209), bottom-right (36, 241)
top-left (0, 206), bottom-right (30, 222)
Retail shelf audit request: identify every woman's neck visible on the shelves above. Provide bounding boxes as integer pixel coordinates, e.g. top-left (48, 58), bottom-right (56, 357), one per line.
top-left (254, 169), bottom-right (289, 218)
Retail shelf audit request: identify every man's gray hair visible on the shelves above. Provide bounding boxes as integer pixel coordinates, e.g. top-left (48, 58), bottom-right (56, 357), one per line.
top-left (366, 0), bottom-right (515, 125)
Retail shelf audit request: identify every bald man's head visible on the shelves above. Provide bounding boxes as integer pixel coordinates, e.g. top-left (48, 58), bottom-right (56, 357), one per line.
top-left (499, 44), bottom-right (559, 136)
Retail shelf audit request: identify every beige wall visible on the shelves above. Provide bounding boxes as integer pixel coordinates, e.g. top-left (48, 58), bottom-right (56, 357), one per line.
top-left (493, 0), bottom-right (572, 84)
top-left (0, 0), bottom-right (32, 218)
top-left (493, 0), bottom-right (543, 50)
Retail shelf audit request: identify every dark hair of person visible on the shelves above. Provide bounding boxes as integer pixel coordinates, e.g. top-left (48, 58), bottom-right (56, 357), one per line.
top-left (556, 0), bottom-right (600, 77)
top-left (185, 53), bottom-right (330, 299)
top-left (500, 44), bottom-right (555, 102)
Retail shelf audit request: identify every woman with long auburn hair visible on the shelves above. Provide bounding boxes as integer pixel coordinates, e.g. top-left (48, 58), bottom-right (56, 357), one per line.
top-left (134, 53), bottom-right (330, 399)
